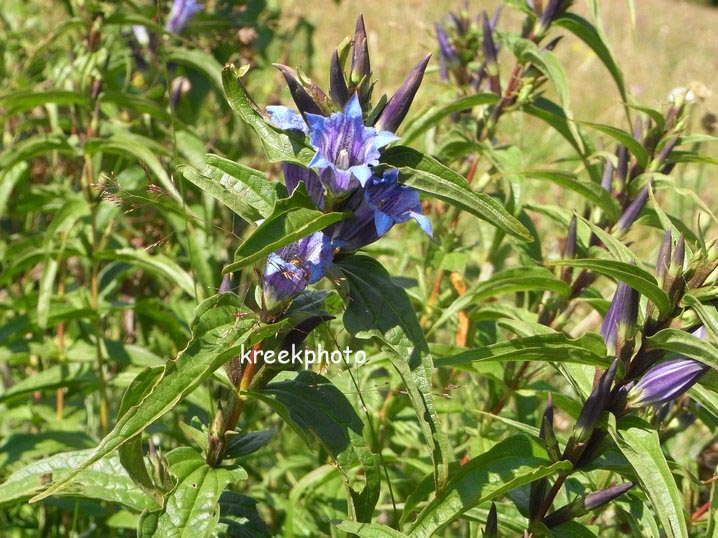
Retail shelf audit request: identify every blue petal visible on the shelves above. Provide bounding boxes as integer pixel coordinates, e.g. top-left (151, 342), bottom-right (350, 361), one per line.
top-left (267, 105), bottom-right (308, 133)
top-left (374, 211), bottom-right (394, 236)
top-left (344, 93), bottom-right (362, 119)
top-left (304, 112), bottom-right (327, 132)
top-left (309, 152), bottom-right (331, 170)
top-left (374, 130), bottom-right (400, 148)
top-left (411, 211), bottom-right (433, 237)
top-left (350, 165), bottom-right (373, 186)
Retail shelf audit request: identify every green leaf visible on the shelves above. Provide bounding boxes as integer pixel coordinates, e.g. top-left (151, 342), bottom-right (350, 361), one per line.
top-left (179, 154), bottom-right (281, 224)
top-left (407, 435), bottom-right (572, 537)
top-left (548, 258), bottom-right (671, 316)
top-left (337, 255), bottom-right (449, 492)
top-left (222, 65), bottom-right (314, 165)
top-left (554, 13), bottom-right (626, 101)
top-left (429, 267), bottom-right (570, 335)
top-left (0, 135), bottom-right (77, 170)
top-left (29, 294), bottom-right (276, 503)
top-left (522, 98), bottom-right (583, 156)
top-left (0, 363), bottom-right (95, 403)
top-left (96, 248), bottom-right (196, 298)
top-left (515, 41), bottom-right (571, 111)
top-left (646, 328), bottom-right (718, 369)
top-left (118, 366), bottom-right (166, 506)
top-left (400, 93), bottom-right (499, 145)
top-left (381, 146), bottom-right (531, 241)
top-left (0, 450), bottom-right (157, 511)
top-left (138, 448), bottom-right (247, 538)
top-left (336, 522), bottom-right (408, 537)
top-left (523, 170), bottom-right (620, 222)
top-left (246, 370), bottom-right (380, 522)
top-left (223, 184), bottom-right (345, 273)
top-left (166, 46), bottom-right (224, 94)
top-left (577, 121), bottom-right (649, 168)
top-left (608, 415), bottom-right (688, 538)
top-left (0, 89), bottom-right (90, 114)
top-left (435, 332), bottom-right (608, 368)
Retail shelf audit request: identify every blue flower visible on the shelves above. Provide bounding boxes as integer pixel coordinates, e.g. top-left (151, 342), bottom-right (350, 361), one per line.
top-left (262, 232), bottom-right (333, 319)
top-left (364, 169), bottom-right (432, 237)
top-left (267, 106), bottom-right (309, 134)
top-left (306, 93), bottom-right (398, 196)
top-left (165, 0), bottom-right (203, 34)
top-left (330, 169), bottom-right (431, 252)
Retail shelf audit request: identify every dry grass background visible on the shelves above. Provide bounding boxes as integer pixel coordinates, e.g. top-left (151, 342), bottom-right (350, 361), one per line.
top-left (280, 0), bottom-right (718, 127)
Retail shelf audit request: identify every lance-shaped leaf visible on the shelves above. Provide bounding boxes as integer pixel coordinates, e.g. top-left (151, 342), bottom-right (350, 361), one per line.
top-left (29, 294), bottom-right (280, 503)
top-left (646, 328), bottom-right (718, 369)
top-left (608, 415), bottom-right (688, 538)
top-left (436, 332), bottom-right (608, 368)
top-left (179, 154), bottom-right (282, 223)
top-left (223, 184), bottom-right (345, 273)
top-left (336, 255), bottom-right (449, 492)
top-left (222, 65), bottom-right (314, 165)
top-left (548, 258), bottom-right (671, 316)
top-left (381, 146), bottom-right (531, 241)
top-left (407, 435), bottom-right (572, 537)
top-left (245, 371), bottom-right (380, 522)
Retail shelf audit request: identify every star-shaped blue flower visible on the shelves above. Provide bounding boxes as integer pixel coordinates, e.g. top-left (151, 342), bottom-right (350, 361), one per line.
top-left (306, 93), bottom-right (398, 196)
top-left (165, 0), bottom-right (203, 34)
top-left (364, 169), bottom-right (432, 237)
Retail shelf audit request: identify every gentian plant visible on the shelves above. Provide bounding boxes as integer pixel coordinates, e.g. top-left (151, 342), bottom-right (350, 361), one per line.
top-left (2, 1), bottom-right (718, 537)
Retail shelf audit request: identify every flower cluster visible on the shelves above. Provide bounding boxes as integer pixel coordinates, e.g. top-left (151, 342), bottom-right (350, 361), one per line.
top-left (260, 16), bottom-right (432, 321)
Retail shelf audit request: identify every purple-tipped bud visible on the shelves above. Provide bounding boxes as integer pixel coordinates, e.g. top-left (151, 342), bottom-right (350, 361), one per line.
top-left (435, 23), bottom-right (458, 82)
top-left (656, 136), bottom-right (679, 167)
top-left (481, 13), bottom-right (501, 95)
top-left (616, 186), bottom-right (649, 234)
top-left (544, 482), bottom-right (634, 528)
top-left (601, 278), bottom-right (639, 357)
top-left (273, 64), bottom-right (324, 117)
top-left (539, 0), bottom-right (561, 30)
top-left (628, 358), bottom-right (709, 407)
top-left (490, 6), bottom-right (503, 29)
top-left (484, 502), bottom-right (498, 538)
top-left (330, 50), bottom-right (350, 108)
top-left (601, 159), bottom-right (614, 193)
top-left (374, 54), bottom-right (431, 133)
top-left (542, 35), bottom-right (563, 52)
top-left (165, 0), bottom-right (203, 34)
top-left (350, 15), bottom-right (371, 86)
top-left (616, 145), bottom-right (628, 185)
top-left (565, 359), bottom-right (619, 462)
top-left (669, 234), bottom-right (685, 276)
top-left (219, 273), bottom-right (232, 293)
top-left (656, 230), bottom-right (673, 284)
top-left (561, 216), bottom-right (577, 283)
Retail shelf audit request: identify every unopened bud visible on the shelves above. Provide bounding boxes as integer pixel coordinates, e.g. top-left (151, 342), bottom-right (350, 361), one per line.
top-left (544, 482), bottom-right (634, 528)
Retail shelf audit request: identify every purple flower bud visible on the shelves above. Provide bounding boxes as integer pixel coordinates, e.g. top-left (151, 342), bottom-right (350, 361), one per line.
top-left (165, 0), bottom-right (203, 34)
top-left (656, 136), bottom-right (678, 167)
top-left (616, 186), bottom-right (649, 233)
top-left (561, 216), bottom-right (577, 283)
top-left (616, 145), bottom-right (628, 184)
top-left (629, 327), bottom-right (709, 407)
top-left (601, 159), bottom-right (613, 192)
top-left (656, 229), bottom-right (672, 284)
top-left (350, 15), bottom-right (371, 86)
top-left (374, 54), bottom-right (431, 133)
top-left (481, 13), bottom-right (501, 94)
top-left (484, 503), bottom-right (498, 538)
top-left (273, 64), bottom-right (324, 117)
top-left (566, 358), bottom-right (619, 461)
top-left (435, 23), bottom-right (458, 82)
top-left (262, 232), bottom-right (333, 321)
top-left (601, 279), bottom-right (639, 357)
top-left (307, 93), bottom-right (398, 197)
top-left (219, 273), bottom-right (232, 294)
top-left (544, 482), bottom-right (634, 528)
top-left (329, 50), bottom-right (350, 108)
top-left (669, 233), bottom-right (685, 276)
